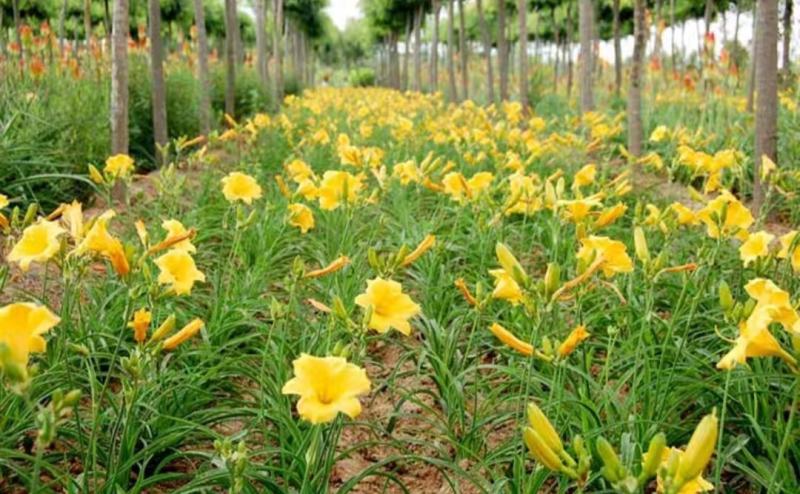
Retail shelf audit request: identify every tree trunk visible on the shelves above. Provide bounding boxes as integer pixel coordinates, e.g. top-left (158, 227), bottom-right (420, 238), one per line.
top-left (476, 0), bottom-right (494, 103)
top-left (149, 0), bottom-right (168, 164)
top-left (498, 0), bottom-right (509, 99)
top-left (224, 0), bottom-right (237, 116)
top-left (12, 0), bottom-right (23, 63)
top-left (110, 0), bottom-right (129, 154)
top-left (59, 0), bottom-right (68, 57)
top-left (458, 0), bottom-right (469, 100)
top-left (413, 6), bottom-right (422, 91)
top-left (628, 0), bottom-right (646, 156)
top-left (670, 0), bottom-right (676, 70)
top-left (84, 0), bottom-right (93, 43)
top-left (747, 2), bottom-right (758, 112)
top-left (255, 0), bottom-right (270, 89)
top-left (753, 0), bottom-right (778, 213)
top-left (732, 5), bottom-right (740, 74)
top-left (579, 0), bottom-right (594, 113)
top-left (273, 0), bottom-right (283, 104)
top-left (446, 0), bottom-right (459, 101)
top-left (567, 0), bottom-right (574, 98)
top-left (704, 0), bottom-right (714, 35)
top-left (518, 0), bottom-right (528, 108)
top-left (553, 12), bottom-right (560, 93)
top-left (431, 0), bottom-right (440, 91)
top-left (783, 0), bottom-right (792, 73)
top-left (403, 18), bottom-right (411, 91)
top-left (612, 0), bottom-right (621, 97)
top-left (193, 0), bottom-right (212, 135)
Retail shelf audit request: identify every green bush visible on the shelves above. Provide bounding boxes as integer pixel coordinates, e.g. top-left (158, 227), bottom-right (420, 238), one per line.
top-left (283, 73), bottom-right (303, 97)
top-left (211, 65), bottom-right (272, 120)
top-left (348, 67), bottom-right (376, 87)
top-left (0, 68), bottom-right (108, 209)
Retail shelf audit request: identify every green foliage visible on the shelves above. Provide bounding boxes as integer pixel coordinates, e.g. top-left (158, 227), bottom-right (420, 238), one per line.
top-left (210, 64), bottom-right (273, 120)
top-left (0, 68), bottom-right (107, 209)
top-left (348, 67), bottom-right (376, 87)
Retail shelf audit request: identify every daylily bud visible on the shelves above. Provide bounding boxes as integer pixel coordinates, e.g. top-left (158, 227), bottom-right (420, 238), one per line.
top-left (677, 410), bottom-right (718, 484)
top-left (523, 427), bottom-right (564, 471)
top-left (149, 315), bottom-right (176, 342)
top-left (496, 242), bottom-right (528, 284)
top-left (634, 227), bottom-right (650, 264)
top-left (23, 203), bottom-right (38, 226)
top-left (641, 432), bottom-right (667, 479)
top-left (527, 403), bottom-right (564, 454)
top-left (596, 437), bottom-right (625, 482)
top-left (718, 281), bottom-right (734, 311)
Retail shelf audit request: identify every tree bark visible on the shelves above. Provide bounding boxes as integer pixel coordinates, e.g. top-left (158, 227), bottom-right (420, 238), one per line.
top-left (224, 0), bottom-right (237, 116)
top-left (431, 0), bottom-right (440, 91)
top-left (612, 0), bottom-right (621, 97)
top-left (413, 5), bottom-right (422, 91)
top-left (753, 0), bottom-right (779, 213)
top-left (476, 0), bottom-right (494, 103)
top-left (628, 0), bottom-right (646, 156)
top-left (111, 0), bottom-right (129, 154)
top-left (193, 0), bottom-right (212, 135)
top-left (498, 0), bottom-right (509, 99)
top-left (567, 0), bottom-right (574, 98)
top-left (255, 0), bottom-right (270, 89)
top-left (747, 2), bottom-right (758, 112)
top-left (446, 0), bottom-right (459, 101)
top-left (59, 0), bottom-right (68, 57)
top-left (84, 0), bottom-right (93, 43)
top-left (149, 0), bottom-right (168, 164)
top-left (273, 0), bottom-right (283, 105)
top-left (518, 0), bottom-right (528, 108)
top-left (783, 0), bottom-right (792, 73)
top-left (458, 0), bottom-right (469, 100)
top-left (12, 0), bottom-right (23, 63)
top-left (670, 0), bottom-right (676, 70)
top-left (403, 18), bottom-right (411, 90)
top-left (579, 0), bottom-right (594, 113)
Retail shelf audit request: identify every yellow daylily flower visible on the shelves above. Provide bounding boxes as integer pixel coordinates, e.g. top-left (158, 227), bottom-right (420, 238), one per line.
top-left (573, 164), bottom-right (597, 188)
top-left (355, 278), bottom-right (421, 335)
top-left (128, 308), bottom-right (152, 343)
top-left (317, 170), bottom-right (364, 210)
top-left (0, 302), bottom-right (60, 368)
top-left (104, 154), bottom-right (135, 178)
top-left (576, 236), bottom-right (634, 278)
top-left (161, 219), bottom-right (197, 253)
top-left (0, 194), bottom-right (9, 209)
top-left (738, 231), bottom-right (774, 267)
top-left (281, 353), bottom-right (371, 424)
top-left (489, 269), bottom-right (524, 305)
top-left (8, 219), bottom-right (65, 271)
top-left (287, 203), bottom-right (315, 233)
top-left (777, 230), bottom-right (800, 272)
top-left (221, 172), bottom-right (263, 204)
top-left (155, 250), bottom-right (206, 295)
top-left (73, 210), bottom-right (130, 276)
top-left (698, 191), bottom-right (753, 240)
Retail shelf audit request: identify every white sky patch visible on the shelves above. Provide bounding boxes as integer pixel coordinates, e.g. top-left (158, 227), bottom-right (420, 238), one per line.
top-left (326, 0), bottom-right (363, 30)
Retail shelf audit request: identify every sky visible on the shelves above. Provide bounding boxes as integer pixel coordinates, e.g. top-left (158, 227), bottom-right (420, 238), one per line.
top-left (325, 0), bottom-right (363, 30)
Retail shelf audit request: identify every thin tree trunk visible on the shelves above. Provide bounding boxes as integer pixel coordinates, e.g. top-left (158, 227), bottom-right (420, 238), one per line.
top-left (753, 0), bottom-right (778, 213)
top-left (193, 0), bottom-right (212, 135)
top-left (783, 0), bottom-right (792, 73)
top-left (59, 0), bottom-right (68, 57)
top-left (747, 2), bottom-right (758, 112)
top-left (518, 0), bottom-right (528, 108)
top-left (403, 18), bottom-right (411, 90)
top-left (498, 0), bottom-right (509, 99)
top-left (149, 0), bottom-right (168, 164)
top-left (612, 0), bottom-right (621, 97)
top-left (224, 0), bottom-right (237, 116)
top-left (567, 0), bottom-right (574, 98)
top-left (553, 15), bottom-right (560, 93)
top-left (110, 0), bottom-right (129, 154)
top-left (255, 0), bottom-right (270, 89)
top-left (413, 5), bottom-right (422, 91)
top-left (12, 0), bottom-right (23, 63)
top-left (670, 0), bottom-right (676, 70)
top-left (431, 0), bottom-right (440, 91)
top-left (84, 0), bottom-right (93, 43)
top-left (704, 0), bottom-right (714, 35)
top-left (273, 0), bottom-right (283, 104)
top-left (733, 5), bottom-right (740, 74)
top-left (458, 0), bottom-right (468, 99)
top-left (628, 0), bottom-right (646, 156)
top-left (579, 0), bottom-right (594, 113)
top-left (476, 0), bottom-right (494, 103)
top-left (446, 0), bottom-right (458, 101)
